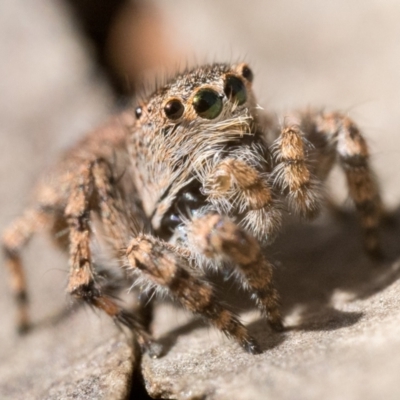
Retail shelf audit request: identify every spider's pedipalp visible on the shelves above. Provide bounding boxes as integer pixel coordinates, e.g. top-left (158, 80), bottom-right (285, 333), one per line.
top-left (271, 125), bottom-right (322, 219)
top-left (203, 158), bottom-right (282, 242)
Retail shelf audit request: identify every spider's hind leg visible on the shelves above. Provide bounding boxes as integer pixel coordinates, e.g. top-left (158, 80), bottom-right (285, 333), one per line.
top-left (300, 111), bottom-right (383, 258)
top-left (2, 207), bottom-right (51, 332)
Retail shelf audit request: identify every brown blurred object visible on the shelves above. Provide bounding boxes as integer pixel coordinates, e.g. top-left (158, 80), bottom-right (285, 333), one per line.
top-left (66, 0), bottom-right (180, 97)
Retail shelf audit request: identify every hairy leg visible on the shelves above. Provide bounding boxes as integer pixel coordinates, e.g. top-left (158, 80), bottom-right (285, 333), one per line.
top-left (64, 161), bottom-right (157, 353)
top-left (187, 213), bottom-right (283, 331)
top-left (2, 208), bottom-right (50, 332)
top-left (91, 159), bottom-right (156, 332)
top-left (125, 234), bottom-right (261, 354)
top-left (300, 110), bottom-right (383, 258)
top-left (203, 157), bottom-right (282, 242)
top-left (91, 159), bottom-right (141, 249)
top-left (271, 125), bottom-right (322, 218)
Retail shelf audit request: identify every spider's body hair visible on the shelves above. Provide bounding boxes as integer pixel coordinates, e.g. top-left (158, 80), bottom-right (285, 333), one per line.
top-left (2, 62), bottom-right (383, 355)
top-left (129, 63), bottom-right (278, 242)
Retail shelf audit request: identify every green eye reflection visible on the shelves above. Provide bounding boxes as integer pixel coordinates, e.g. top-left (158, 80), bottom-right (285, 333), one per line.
top-left (224, 75), bottom-right (247, 106)
top-left (192, 89), bottom-right (223, 119)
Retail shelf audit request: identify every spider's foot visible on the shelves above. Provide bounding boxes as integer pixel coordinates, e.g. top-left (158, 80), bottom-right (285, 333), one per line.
top-left (116, 309), bottom-right (163, 358)
top-left (17, 321), bottom-right (31, 335)
top-left (241, 336), bottom-right (262, 355)
top-left (142, 339), bottom-right (164, 359)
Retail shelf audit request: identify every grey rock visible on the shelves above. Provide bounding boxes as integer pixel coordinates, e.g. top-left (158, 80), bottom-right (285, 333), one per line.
top-left (0, 310), bottom-right (136, 400)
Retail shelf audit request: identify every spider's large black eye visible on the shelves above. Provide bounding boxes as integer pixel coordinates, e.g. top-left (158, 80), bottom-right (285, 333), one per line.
top-left (224, 75), bottom-right (247, 106)
top-left (164, 99), bottom-right (184, 120)
top-left (192, 89), bottom-right (223, 119)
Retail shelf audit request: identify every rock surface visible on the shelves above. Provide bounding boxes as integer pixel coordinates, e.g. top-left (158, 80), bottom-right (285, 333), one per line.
top-left (0, 309), bottom-right (136, 400)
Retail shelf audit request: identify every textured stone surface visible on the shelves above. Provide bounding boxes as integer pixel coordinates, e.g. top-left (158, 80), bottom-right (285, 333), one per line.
top-left (0, 310), bottom-right (136, 400)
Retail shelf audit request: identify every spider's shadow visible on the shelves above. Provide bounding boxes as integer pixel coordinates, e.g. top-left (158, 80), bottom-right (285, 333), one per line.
top-left (248, 206), bottom-right (400, 349)
top-left (273, 209), bottom-right (400, 315)
top-left (159, 207), bottom-right (400, 353)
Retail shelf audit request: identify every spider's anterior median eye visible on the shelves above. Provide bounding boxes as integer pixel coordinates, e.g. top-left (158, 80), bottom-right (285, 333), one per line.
top-left (224, 75), bottom-right (247, 106)
top-left (164, 99), bottom-right (184, 120)
top-left (192, 89), bottom-right (223, 119)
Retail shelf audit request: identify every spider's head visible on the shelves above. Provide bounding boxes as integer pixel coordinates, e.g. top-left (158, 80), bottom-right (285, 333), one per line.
top-left (133, 62), bottom-right (256, 134)
top-left (129, 63), bottom-right (260, 220)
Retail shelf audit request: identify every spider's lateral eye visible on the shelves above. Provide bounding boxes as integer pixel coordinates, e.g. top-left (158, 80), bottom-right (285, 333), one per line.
top-left (241, 65), bottom-right (253, 82)
top-left (164, 99), bottom-right (184, 120)
top-left (135, 106), bottom-right (142, 119)
top-left (192, 89), bottom-right (223, 119)
top-left (224, 75), bottom-right (247, 106)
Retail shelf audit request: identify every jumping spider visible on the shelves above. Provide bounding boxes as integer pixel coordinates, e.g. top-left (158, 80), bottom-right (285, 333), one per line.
top-left (2, 62), bottom-right (382, 355)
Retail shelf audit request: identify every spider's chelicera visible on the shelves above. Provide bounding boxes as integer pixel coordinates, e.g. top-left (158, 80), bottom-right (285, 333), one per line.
top-left (2, 63), bottom-right (382, 355)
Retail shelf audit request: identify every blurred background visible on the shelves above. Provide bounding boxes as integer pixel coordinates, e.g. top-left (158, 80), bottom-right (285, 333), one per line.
top-left (1, 0), bottom-right (400, 398)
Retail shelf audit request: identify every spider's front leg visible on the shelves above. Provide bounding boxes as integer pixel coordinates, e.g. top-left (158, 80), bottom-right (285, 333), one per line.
top-left (187, 214), bottom-right (283, 331)
top-left (65, 160), bottom-right (156, 354)
top-left (203, 158), bottom-right (282, 242)
top-left (125, 234), bottom-right (261, 354)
